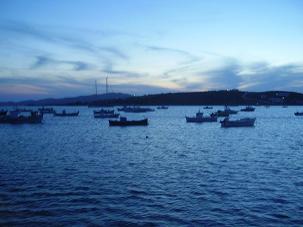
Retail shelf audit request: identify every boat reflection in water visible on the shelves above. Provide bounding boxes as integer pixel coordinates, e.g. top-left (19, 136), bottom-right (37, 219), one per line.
top-left (109, 117), bottom-right (148, 126)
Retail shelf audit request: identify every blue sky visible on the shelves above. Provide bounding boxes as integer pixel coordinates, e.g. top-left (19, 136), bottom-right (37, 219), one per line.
top-left (0, 0), bottom-right (303, 101)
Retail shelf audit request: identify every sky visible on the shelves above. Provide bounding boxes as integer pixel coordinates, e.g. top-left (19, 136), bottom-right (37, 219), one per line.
top-left (0, 0), bottom-right (303, 101)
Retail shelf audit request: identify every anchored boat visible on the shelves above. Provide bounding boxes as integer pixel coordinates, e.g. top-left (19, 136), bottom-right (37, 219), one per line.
top-left (213, 106), bottom-right (238, 117)
top-left (0, 111), bottom-right (43, 124)
top-left (109, 117), bottom-right (148, 126)
top-left (203, 106), bottom-right (213, 109)
top-left (240, 106), bottom-right (255, 112)
top-left (94, 112), bottom-right (119, 118)
top-left (220, 117), bottom-right (256, 128)
top-left (157, 106), bottom-right (168, 110)
top-left (186, 111), bottom-right (217, 123)
top-left (0, 110), bottom-right (7, 116)
top-left (53, 110), bottom-right (79, 117)
top-left (117, 106), bottom-right (155, 113)
top-left (93, 109), bottom-right (115, 114)
top-left (38, 107), bottom-right (54, 114)
top-left (294, 112), bottom-right (303, 116)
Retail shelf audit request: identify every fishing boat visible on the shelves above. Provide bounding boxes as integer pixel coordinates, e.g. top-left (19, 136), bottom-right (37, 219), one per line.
top-left (0, 111), bottom-right (43, 124)
top-left (53, 110), bottom-right (79, 117)
top-left (240, 106), bottom-right (255, 112)
top-left (203, 106), bottom-right (213, 109)
top-left (38, 107), bottom-right (54, 114)
top-left (109, 117), bottom-right (148, 126)
top-left (117, 106), bottom-right (155, 113)
top-left (212, 110), bottom-right (229, 117)
top-left (157, 106), bottom-right (168, 110)
top-left (294, 112), bottom-right (303, 116)
top-left (93, 109), bottom-right (114, 114)
top-left (0, 110), bottom-right (7, 116)
top-left (214, 106), bottom-right (237, 117)
top-left (220, 117), bottom-right (256, 128)
top-left (94, 112), bottom-right (119, 118)
top-left (15, 108), bottom-right (33, 113)
top-left (224, 106), bottom-right (238, 114)
top-left (186, 111), bottom-right (217, 123)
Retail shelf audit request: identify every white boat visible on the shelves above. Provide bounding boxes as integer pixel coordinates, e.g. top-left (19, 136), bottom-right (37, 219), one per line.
top-left (186, 111), bottom-right (217, 123)
top-left (220, 117), bottom-right (256, 128)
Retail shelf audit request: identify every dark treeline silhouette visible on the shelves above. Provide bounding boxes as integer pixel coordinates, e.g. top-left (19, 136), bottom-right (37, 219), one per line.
top-left (2, 90), bottom-right (303, 106)
top-left (89, 90), bottom-right (303, 106)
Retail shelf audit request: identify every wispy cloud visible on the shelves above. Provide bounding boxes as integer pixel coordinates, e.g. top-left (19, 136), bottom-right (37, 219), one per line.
top-left (31, 56), bottom-right (93, 71)
top-left (102, 69), bottom-right (148, 78)
top-left (0, 20), bottom-right (129, 67)
top-left (190, 61), bottom-right (303, 92)
top-left (239, 62), bottom-right (303, 91)
top-left (144, 45), bottom-right (200, 65)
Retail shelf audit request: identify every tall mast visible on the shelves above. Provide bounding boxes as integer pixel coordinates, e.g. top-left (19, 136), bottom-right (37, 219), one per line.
top-left (106, 76), bottom-right (108, 94)
top-left (95, 80), bottom-right (98, 96)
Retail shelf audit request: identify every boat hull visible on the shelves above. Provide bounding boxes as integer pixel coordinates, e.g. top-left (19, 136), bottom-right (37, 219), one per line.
top-left (186, 116), bottom-right (217, 123)
top-left (93, 109), bottom-right (114, 114)
top-left (118, 107), bottom-right (154, 113)
top-left (109, 119), bottom-right (148, 126)
top-left (295, 112), bottom-right (303, 116)
top-left (214, 111), bottom-right (230, 117)
top-left (53, 111), bottom-right (79, 117)
top-left (240, 109), bottom-right (255, 112)
top-left (0, 115), bottom-right (43, 124)
top-left (94, 113), bottom-right (119, 118)
top-left (220, 118), bottom-right (256, 128)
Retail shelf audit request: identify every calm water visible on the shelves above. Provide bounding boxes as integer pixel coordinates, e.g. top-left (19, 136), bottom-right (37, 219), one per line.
top-left (1, 106), bottom-right (303, 226)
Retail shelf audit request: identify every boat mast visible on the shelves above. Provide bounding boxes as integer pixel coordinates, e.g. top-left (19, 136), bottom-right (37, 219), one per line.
top-left (106, 76), bottom-right (109, 94)
top-left (95, 80), bottom-right (98, 96)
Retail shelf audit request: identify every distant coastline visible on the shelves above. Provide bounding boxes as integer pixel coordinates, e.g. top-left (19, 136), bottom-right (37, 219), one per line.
top-left (1, 90), bottom-right (303, 106)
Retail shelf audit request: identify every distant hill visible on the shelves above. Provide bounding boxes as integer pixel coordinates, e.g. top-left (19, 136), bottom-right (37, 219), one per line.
top-left (2, 90), bottom-right (303, 106)
top-left (0, 93), bottom-right (131, 106)
top-left (89, 90), bottom-right (303, 106)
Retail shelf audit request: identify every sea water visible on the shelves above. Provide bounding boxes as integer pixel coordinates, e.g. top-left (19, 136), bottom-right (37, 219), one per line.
top-left (0, 106), bottom-right (303, 226)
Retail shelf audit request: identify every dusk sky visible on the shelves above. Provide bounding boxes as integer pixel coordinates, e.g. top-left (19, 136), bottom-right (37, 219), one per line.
top-left (0, 0), bottom-right (303, 101)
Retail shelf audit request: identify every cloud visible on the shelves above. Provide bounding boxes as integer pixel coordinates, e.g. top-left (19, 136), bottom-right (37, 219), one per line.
top-left (166, 61), bottom-right (303, 92)
top-left (201, 62), bottom-right (243, 89)
top-left (239, 63), bottom-right (303, 91)
top-left (31, 55), bottom-right (93, 71)
top-left (99, 47), bottom-right (128, 60)
top-left (0, 75), bottom-right (173, 101)
top-left (102, 69), bottom-right (148, 78)
top-left (190, 61), bottom-right (303, 92)
top-left (0, 20), bottom-right (129, 66)
top-left (144, 45), bottom-right (200, 64)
